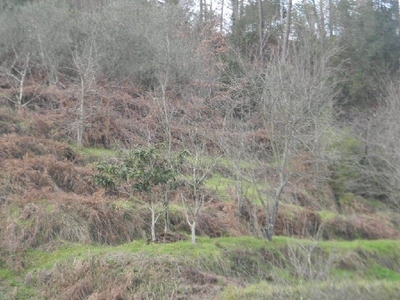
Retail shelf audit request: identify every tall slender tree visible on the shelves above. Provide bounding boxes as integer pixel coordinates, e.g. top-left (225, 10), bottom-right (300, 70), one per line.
top-left (282, 0), bottom-right (292, 60)
top-left (258, 0), bottom-right (264, 59)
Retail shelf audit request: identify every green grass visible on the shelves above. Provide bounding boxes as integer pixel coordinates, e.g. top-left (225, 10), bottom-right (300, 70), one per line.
top-left (0, 268), bottom-right (14, 281)
top-left (24, 238), bottom-right (219, 272)
top-left (216, 157), bottom-right (255, 169)
top-left (0, 268), bottom-right (37, 300)
top-left (26, 243), bottom-right (106, 270)
top-left (117, 236), bottom-right (276, 258)
top-left (241, 183), bottom-right (271, 206)
top-left (205, 173), bottom-right (236, 200)
top-left (117, 237), bottom-right (400, 262)
top-left (220, 280), bottom-right (400, 300)
top-left (74, 146), bottom-right (119, 163)
top-left (279, 203), bottom-right (302, 219)
top-left (366, 265), bottom-right (400, 281)
top-left (364, 198), bottom-right (389, 210)
top-left (9, 236), bottom-right (400, 299)
top-left (318, 210), bottom-right (337, 221)
top-left (195, 154), bottom-right (274, 205)
top-left (204, 172), bottom-right (271, 206)
top-left (21, 237), bottom-right (294, 268)
top-left (24, 236), bottom-right (286, 272)
top-left (320, 239), bottom-right (400, 256)
top-left (330, 268), bottom-right (356, 279)
top-left (21, 236), bottom-right (400, 276)
top-left (111, 198), bottom-right (136, 210)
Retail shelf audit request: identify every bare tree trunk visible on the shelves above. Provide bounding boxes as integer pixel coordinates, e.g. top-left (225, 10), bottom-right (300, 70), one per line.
top-left (181, 133), bottom-right (217, 245)
top-left (77, 74), bottom-right (85, 148)
top-left (319, 0), bottom-right (326, 40)
top-left (151, 200), bottom-right (157, 242)
top-left (394, 0), bottom-right (399, 34)
top-left (246, 198), bottom-right (260, 238)
top-left (190, 222), bottom-right (196, 244)
top-left (2, 54), bottom-right (31, 111)
top-left (182, 192), bottom-right (202, 245)
top-left (264, 175), bottom-right (287, 240)
top-left (220, 0), bottom-right (224, 31)
top-left (258, 0), bottom-right (264, 60)
top-left (239, 0), bottom-right (244, 18)
top-left (151, 64), bottom-right (174, 233)
top-left (232, 0), bottom-right (239, 36)
top-left (311, 0), bottom-right (326, 40)
top-left (311, 0), bottom-right (322, 38)
top-left (204, 0), bottom-right (208, 22)
top-left (329, 0), bottom-right (334, 36)
top-left (235, 180), bottom-right (244, 215)
top-left (200, 0), bottom-right (204, 22)
top-left (72, 34), bottom-right (98, 148)
top-left (282, 0), bottom-right (292, 60)
top-left (16, 59), bottom-right (28, 111)
top-left (164, 189), bottom-right (170, 233)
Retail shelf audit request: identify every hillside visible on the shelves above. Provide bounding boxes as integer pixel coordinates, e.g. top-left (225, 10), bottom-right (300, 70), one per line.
top-left (1, 73), bottom-right (400, 299)
top-left (1, 0), bottom-right (400, 299)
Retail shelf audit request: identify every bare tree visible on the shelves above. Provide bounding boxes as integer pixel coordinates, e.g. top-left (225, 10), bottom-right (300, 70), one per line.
top-left (223, 40), bottom-right (341, 240)
top-left (343, 79), bottom-right (400, 207)
top-left (181, 130), bottom-right (218, 244)
top-left (282, 0), bottom-right (293, 60)
top-left (231, 0), bottom-right (240, 36)
top-left (318, 0), bottom-right (326, 39)
top-left (200, 0), bottom-right (204, 22)
top-left (147, 26), bottom-right (200, 231)
top-left (220, 0), bottom-right (224, 32)
top-left (0, 52), bottom-right (39, 111)
top-left (149, 83), bottom-right (176, 233)
top-left (328, 0), bottom-right (334, 36)
top-left (71, 29), bottom-right (100, 148)
top-left (23, 3), bottom-right (72, 85)
top-left (257, 0), bottom-right (264, 59)
top-left (286, 238), bottom-right (334, 281)
top-left (394, 0), bottom-right (399, 34)
top-left (148, 71), bottom-right (181, 234)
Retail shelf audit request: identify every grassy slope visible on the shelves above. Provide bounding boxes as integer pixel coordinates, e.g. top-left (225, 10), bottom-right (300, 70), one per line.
top-left (1, 237), bottom-right (400, 299)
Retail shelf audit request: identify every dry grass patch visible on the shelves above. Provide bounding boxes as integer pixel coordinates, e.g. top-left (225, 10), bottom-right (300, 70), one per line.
top-left (26, 252), bottom-right (227, 300)
top-left (0, 196), bottom-right (148, 258)
top-left (0, 134), bottom-right (78, 162)
top-left (323, 214), bottom-right (400, 240)
top-left (221, 280), bottom-right (400, 300)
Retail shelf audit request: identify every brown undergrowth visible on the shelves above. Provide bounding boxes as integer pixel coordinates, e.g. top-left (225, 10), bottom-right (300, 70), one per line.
top-left (0, 134), bottom-right (91, 196)
top-left (0, 132), bottom-right (248, 257)
top-left (1, 82), bottom-right (225, 149)
top-left (0, 196), bottom-right (145, 254)
top-left (323, 213), bottom-right (400, 240)
top-left (0, 195), bottom-right (252, 254)
top-left (25, 252), bottom-right (232, 300)
top-left (26, 253), bottom-right (185, 300)
top-left (0, 80), bottom-right (399, 261)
